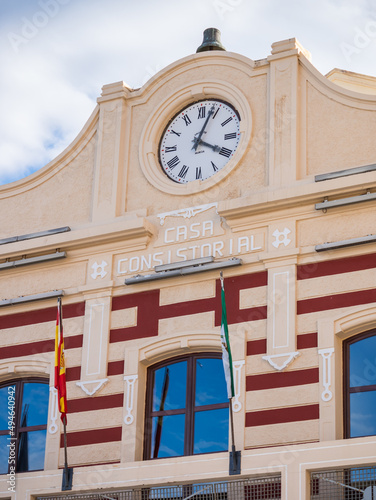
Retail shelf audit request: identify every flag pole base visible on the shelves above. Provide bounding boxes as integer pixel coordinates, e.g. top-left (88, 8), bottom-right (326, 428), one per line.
top-left (229, 450), bottom-right (241, 475)
top-left (62, 467), bottom-right (73, 491)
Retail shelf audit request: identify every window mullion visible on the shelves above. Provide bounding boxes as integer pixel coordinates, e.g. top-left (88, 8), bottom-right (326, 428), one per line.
top-left (185, 356), bottom-right (195, 456)
top-left (14, 380), bottom-right (23, 473)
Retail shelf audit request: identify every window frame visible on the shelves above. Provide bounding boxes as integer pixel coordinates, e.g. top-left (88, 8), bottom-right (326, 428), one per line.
top-left (0, 377), bottom-right (49, 474)
top-left (343, 329), bottom-right (376, 439)
top-left (143, 352), bottom-right (229, 460)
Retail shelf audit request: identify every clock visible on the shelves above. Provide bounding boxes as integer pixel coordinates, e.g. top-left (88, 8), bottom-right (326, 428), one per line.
top-left (159, 99), bottom-right (241, 184)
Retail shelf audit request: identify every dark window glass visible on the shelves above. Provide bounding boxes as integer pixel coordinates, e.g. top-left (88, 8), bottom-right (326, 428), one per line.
top-left (144, 353), bottom-right (229, 459)
top-left (0, 379), bottom-right (48, 474)
top-left (345, 331), bottom-right (376, 438)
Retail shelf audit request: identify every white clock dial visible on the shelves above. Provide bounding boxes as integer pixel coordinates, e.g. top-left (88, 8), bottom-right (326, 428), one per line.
top-left (159, 99), bottom-right (241, 184)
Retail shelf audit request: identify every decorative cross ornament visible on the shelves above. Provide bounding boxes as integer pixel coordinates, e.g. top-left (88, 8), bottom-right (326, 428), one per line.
top-left (272, 228), bottom-right (291, 249)
top-left (91, 260), bottom-right (108, 279)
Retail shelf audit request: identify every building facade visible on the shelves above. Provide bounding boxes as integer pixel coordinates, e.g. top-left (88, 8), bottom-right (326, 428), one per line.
top-left (1, 34), bottom-right (376, 499)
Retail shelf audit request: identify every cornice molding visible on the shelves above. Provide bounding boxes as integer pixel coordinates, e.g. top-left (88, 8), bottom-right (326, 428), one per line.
top-left (0, 216), bottom-right (154, 260)
top-left (218, 172), bottom-right (376, 230)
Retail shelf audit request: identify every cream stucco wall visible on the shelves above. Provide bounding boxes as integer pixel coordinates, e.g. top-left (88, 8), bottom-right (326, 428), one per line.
top-left (1, 37), bottom-right (376, 500)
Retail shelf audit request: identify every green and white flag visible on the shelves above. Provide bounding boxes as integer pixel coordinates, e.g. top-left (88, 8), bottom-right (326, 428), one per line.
top-left (220, 277), bottom-right (235, 400)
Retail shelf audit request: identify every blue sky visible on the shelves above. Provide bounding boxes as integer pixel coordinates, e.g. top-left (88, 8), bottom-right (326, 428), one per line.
top-left (0, 0), bottom-right (375, 185)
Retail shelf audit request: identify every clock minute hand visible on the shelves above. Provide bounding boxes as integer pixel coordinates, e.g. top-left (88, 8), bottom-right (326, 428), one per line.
top-left (192, 105), bottom-right (215, 151)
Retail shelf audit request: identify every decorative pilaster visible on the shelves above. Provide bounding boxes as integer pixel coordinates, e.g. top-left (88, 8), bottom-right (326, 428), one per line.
top-left (261, 225), bottom-right (299, 371)
top-left (266, 39), bottom-right (309, 186)
top-left (76, 293), bottom-right (111, 396)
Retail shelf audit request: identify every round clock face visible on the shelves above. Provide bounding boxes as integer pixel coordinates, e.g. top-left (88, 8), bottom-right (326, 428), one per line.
top-left (159, 99), bottom-right (241, 184)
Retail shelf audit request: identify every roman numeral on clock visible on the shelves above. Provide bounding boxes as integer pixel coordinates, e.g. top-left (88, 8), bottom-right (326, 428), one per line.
top-left (224, 132), bottom-right (237, 140)
top-left (219, 147), bottom-right (232, 158)
top-left (198, 107), bottom-right (206, 119)
top-left (165, 145), bottom-right (177, 153)
top-left (196, 167), bottom-right (202, 180)
top-left (211, 161), bottom-right (218, 172)
top-left (170, 129), bottom-right (181, 137)
top-left (182, 114), bottom-right (192, 126)
top-left (167, 155), bottom-right (180, 169)
top-left (221, 117), bottom-right (233, 127)
top-left (178, 165), bottom-right (189, 179)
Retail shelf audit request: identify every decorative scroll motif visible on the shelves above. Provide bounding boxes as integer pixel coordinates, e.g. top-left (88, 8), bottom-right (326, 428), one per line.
top-left (232, 360), bottom-right (245, 412)
top-left (318, 348), bottom-right (334, 402)
top-left (91, 260), bottom-right (108, 279)
top-left (48, 387), bottom-right (58, 434)
top-left (76, 378), bottom-right (108, 396)
top-left (272, 228), bottom-right (291, 249)
top-left (157, 203), bottom-right (218, 226)
top-left (124, 375), bottom-right (138, 425)
top-left (262, 351), bottom-right (300, 371)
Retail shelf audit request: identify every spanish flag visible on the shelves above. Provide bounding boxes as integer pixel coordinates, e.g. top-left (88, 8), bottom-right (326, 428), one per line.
top-left (54, 297), bottom-right (67, 424)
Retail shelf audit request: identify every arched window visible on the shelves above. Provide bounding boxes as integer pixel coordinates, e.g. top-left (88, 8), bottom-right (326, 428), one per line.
top-left (143, 353), bottom-right (229, 459)
top-left (0, 378), bottom-right (49, 474)
top-left (344, 331), bottom-right (376, 438)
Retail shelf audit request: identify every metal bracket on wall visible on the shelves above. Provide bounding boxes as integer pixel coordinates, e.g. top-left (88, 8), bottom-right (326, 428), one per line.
top-left (125, 257), bottom-right (242, 285)
top-left (315, 190), bottom-right (376, 211)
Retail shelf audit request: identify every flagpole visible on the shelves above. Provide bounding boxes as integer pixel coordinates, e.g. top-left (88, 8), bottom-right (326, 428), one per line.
top-left (63, 417), bottom-right (69, 487)
top-left (220, 271), bottom-right (241, 475)
top-left (56, 297), bottom-right (73, 491)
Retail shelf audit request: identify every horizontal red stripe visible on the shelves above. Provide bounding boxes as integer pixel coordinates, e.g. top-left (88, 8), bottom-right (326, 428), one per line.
top-left (110, 327), bottom-right (158, 343)
top-left (68, 394), bottom-right (123, 413)
top-left (66, 366), bottom-right (81, 382)
top-left (297, 288), bottom-right (376, 315)
top-left (112, 290), bottom-right (159, 311)
top-left (230, 305), bottom-right (267, 324)
top-left (0, 334), bottom-right (83, 360)
top-left (159, 297), bottom-right (217, 320)
top-left (245, 404), bottom-right (319, 427)
top-left (0, 301), bottom-right (85, 329)
top-left (247, 334), bottom-right (317, 356)
top-left (247, 339), bottom-right (267, 356)
top-left (297, 332), bottom-right (317, 349)
top-left (60, 427), bottom-right (122, 447)
top-left (224, 271), bottom-right (268, 289)
top-left (297, 252), bottom-right (376, 280)
top-left (107, 360), bottom-right (124, 376)
top-left (246, 368), bottom-right (319, 391)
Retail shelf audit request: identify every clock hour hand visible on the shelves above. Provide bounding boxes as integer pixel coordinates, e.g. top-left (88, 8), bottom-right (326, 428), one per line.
top-left (192, 105), bottom-right (215, 151)
top-left (196, 139), bottom-right (221, 152)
